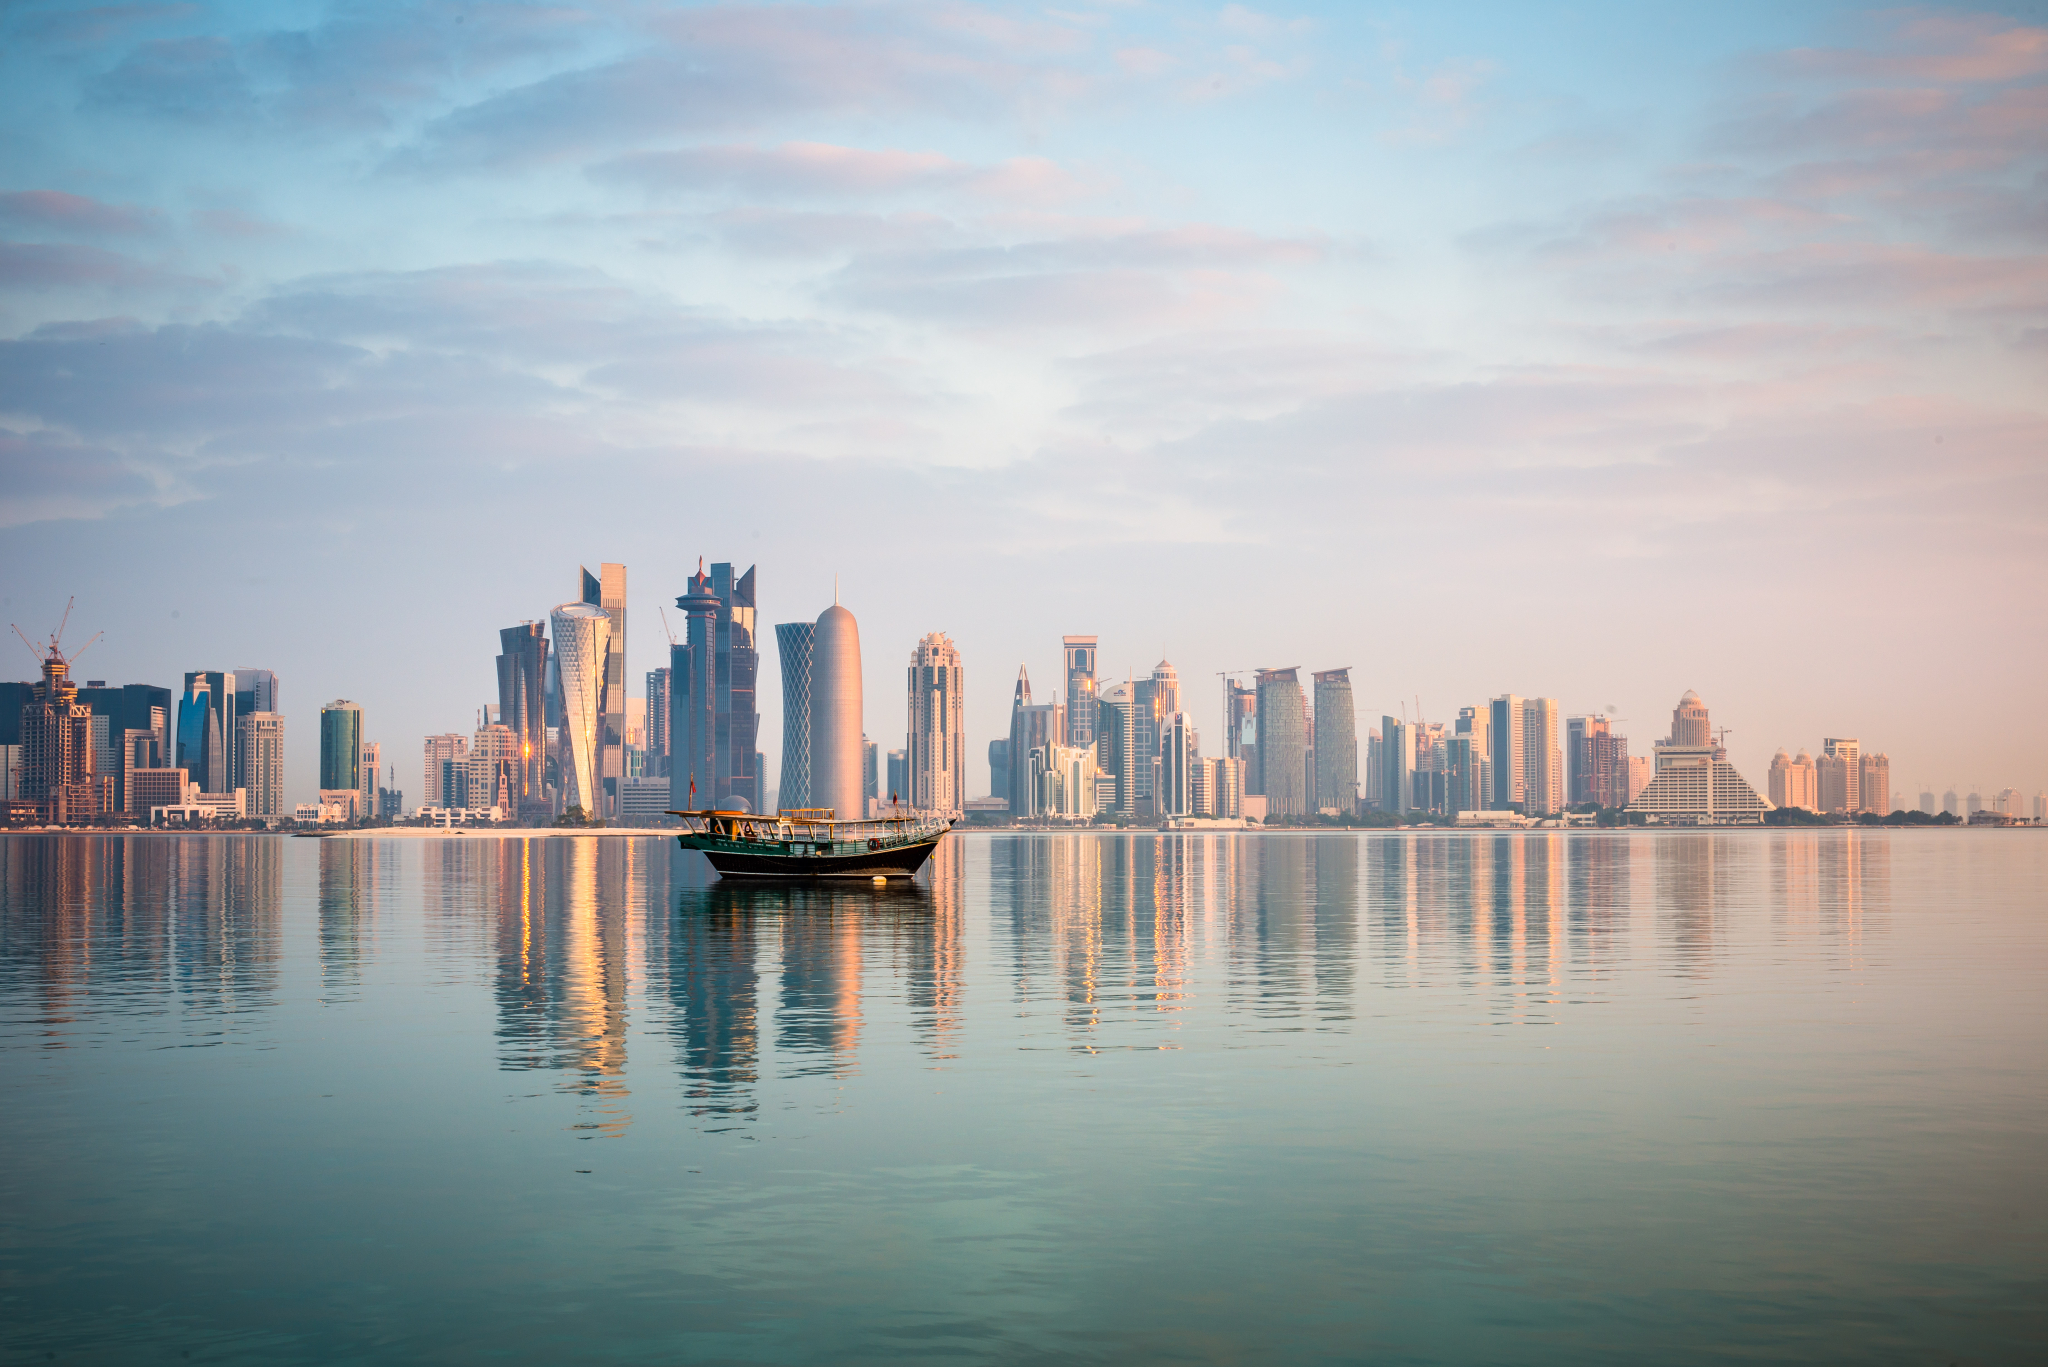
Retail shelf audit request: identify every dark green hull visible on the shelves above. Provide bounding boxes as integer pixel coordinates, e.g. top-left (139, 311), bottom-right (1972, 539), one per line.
top-left (678, 831), bottom-right (944, 880)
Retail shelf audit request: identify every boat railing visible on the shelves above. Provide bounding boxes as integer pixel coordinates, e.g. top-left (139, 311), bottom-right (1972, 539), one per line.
top-left (666, 808), bottom-right (951, 845)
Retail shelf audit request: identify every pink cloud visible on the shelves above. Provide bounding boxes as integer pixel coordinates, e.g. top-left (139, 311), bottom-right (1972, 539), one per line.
top-left (0, 190), bottom-right (162, 236)
top-left (1783, 11), bottom-right (2048, 84)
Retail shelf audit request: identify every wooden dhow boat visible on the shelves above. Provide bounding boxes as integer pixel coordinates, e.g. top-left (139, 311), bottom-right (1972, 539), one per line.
top-left (668, 806), bottom-right (950, 880)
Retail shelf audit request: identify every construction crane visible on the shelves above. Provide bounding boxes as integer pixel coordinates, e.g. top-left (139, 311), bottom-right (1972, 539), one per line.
top-left (11, 596), bottom-right (100, 669)
top-left (658, 605), bottom-right (679, 646)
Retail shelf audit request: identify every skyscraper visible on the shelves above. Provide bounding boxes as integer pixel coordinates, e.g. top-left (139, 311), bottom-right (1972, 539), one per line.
top-left (1818, 737), bottom-right (1861, 813)
top-left (1311, 669), bottom-right (1356, 813)
top-left (810, 597), bottom-right (864, 819)
top-left (496, 622), bottom-right (549, 820)
top-left (644, 667), bottom-right (672, 779)
top-left (1381, 715), bottom-right (1413, 815)
top-left (1130, 661), bottom-right (1180, 812)
top-left (1521, 697), bottom-right (1563, 816)
top-left (177, 671), bottom-right (234, 795)
top-left (1671, 690), bottom-right (1711, 747)
top-left (1255, 668), bottom-right (1307, 817)
top-left (907, 632), bottom-right (965, 816)
top-left (469, 721), bottom-right (519, 817)
top-left (1859, 751), bottom-right (1890, 814)
top-left (238, 711), bottom-right (285, 818)
top-left (1227, 679), bottom-right (1259, 795)
top-left (1769, 748), bottom-right (1818, 811)
top-left (577, 564), bottom-right (628, 817)
top-left (424, 733), bottom-right (467, 808)
top-left (550, 602), bottom-right (611, 817)
top-left (1095, 681), bottom-right (1137, 815)
top-left (775, 621), bottom-right (815, 810)
top-left (670, 561), bottom-right (761, 813)
top-left (320, 701), bottom-right (362, 816)
top-left (1063, 636), bottom-right (1098, 749)
top-left (1489, 694), bottom-right (1525, 811)
top-left (360, 739), bottom-right (382, 821)
top-left (1006, 666), bottom-right (1063, 817)
top-left (1159, 711), bottom-right (1198, 816)
top-left (18, 640), bottom-right (103, 821)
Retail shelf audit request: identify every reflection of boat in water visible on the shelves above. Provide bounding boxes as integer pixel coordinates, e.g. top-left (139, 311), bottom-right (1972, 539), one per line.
top-left (669, 807), bottom-right (950, 881)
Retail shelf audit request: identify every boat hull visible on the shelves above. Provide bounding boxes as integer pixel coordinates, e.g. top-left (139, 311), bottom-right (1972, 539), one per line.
top-left (685, 834), bottom-right (944, 880)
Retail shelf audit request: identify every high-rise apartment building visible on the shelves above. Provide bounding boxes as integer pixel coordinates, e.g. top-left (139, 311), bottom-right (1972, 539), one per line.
top-left (644, 667), bottom-right (672, 779)
top-left (1818, 738), bottom-right (1861, 813)
top-left (809, 597), bottom-right (863, 819)
top-left (1130, 661), bottom-right (1181, 812)
top-left (1312, 669), bottom-right (1357, 814)
top-left (1858, 751), bottom-right (1890, 815)
top-left (774, 621), bottom-right (815, 810)
top-left (1769, 749), bottom-right (1818, 811)
top-left (671, 561), bottom-right (762, 814)
top-left (359, 740), bottom-right (381, 821)
top-left (1567, 714), bottom-right (1630, 808)
top-left (1488, 695), bottom-right (1525, 811)
top-left (496, 622), bottom-right (549, 819)
top-left (237, 712), bottom-right (285, 818)
top-left (1255, 668), bottom-right (1307, 817)
top-left (423, 733), bottom-right (466, 808)
top-left (550, 603), bottom-right (611, 817)
top-left (905, 632), bottom-right (965, 816)
top-left (469, 722), bottom-right (519, 816)
top-left (1445, 732), bottom-right (1486, 814)
top-left (1158, 712), bottom-right (1198, 816)
top-left (1063, 637), bottom-right (1098, 749)
top-left (1521, 698), bottom-right (1563, 816)
top-left (1025, 743), bottom-right (1100, 819)
top-left (18, 641), bottom-right (106, 822)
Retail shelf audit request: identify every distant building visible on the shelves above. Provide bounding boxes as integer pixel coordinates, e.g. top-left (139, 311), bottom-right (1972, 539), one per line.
top-left (672, 561), bottom-right (762, 814)
top-left (1625, 691), bottom-right (1771, 824)
top-left (1363, 727), bottom-right (1381, 808)
top-left (1063, 636), bottom-right (1099, 749)
top-left (810, 596), bottom-right (863, 819)
top-left (238, 712), bottom-right (285, 818)
top-left (1026, 743), bottom-right (1100, 819)
top-left (423, 733), bottom-right (466, 808)
top-left (1445, 732), bottom-right (1486, 816)
top-left (619, 776), bottom-right (674, 824)
top-left (320, 701), bottom-right (363, 797)
top-left (644, 666), bottom-right (672, 779)
top-left (1992, 787), bottom-right (2023, 816)
top-left (360, 741), bottom-right (381, 822)
top-left (885, 749), bottom-right (907, 807)
top-left (1627, 755), bottom-right (1653, 802)
top-left (578, 564), bottom-right (629, 819)
top-left (1966, 791), bottom-right (1985, 816)
top-left (863, 737), bottom-right (878, 805)
top-left (1919, 789), bottom-right (1937, 814)
top-left (1256, 668), bottom-right (1307, 816)
top-left (907, 631), bottom-right (966, 816)
top-left (774, 621), bottom-right (815, 810)
top-left (550, 602), bottom-right (611, 817)
top-left (1158, 711), bottom-right (1197, 816)
top-left (1521, 698), bottom-right (1564, 816)
top-left (987, 739), bottom-right (1010, 808)
top-left (469, 722), bottom-right (519, 817)
top-left (1192, 755), bottom-right (1243, 819)
top-left (177, 672), bottom-right (233, 796)
top-left (1380, 716), bottom-right (1413, 816)
top-left (1131, 661), bottom-right (1182, 813)
top-left (1567, 714), bottom-right (1628, 808)
top-left (74, 682), bottom-right (172, 813)
top-left (20, 641), bottom-right (107, 823)
top-left (1817, 738), bottom-right (1860, 813)
top-left (1859, 751), bottom-right (1891, 815)
top-left (497, 622), bottom-right (549, 819)
top-left (1312, 669), bottom-right (1357, 813)
top-left (1006, 666), bottom-right (1062, 816)
top-left (1226, 679), bottom-right (1257, 794)
top-left (1096, 680), bottom-right (1137, 815)
top-left (1488, 695), bottom-right (1525, 811)
top-left (1942, 788), bottom-right (1959, 816)
top-left (2033, 792), bottom-right (2047, 822)
top-left (1768, 748), bottom-right (1818, 811)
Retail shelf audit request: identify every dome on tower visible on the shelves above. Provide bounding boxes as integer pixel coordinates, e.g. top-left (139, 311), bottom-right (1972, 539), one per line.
top-left (1679, 689), bottom-right (1703, 705)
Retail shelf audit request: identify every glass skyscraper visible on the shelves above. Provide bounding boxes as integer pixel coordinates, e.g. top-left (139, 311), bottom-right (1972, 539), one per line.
top-left (549, 603), bottom-right (611, 817)
top-left (319, 701), bottom-right (362, 794)
top-left (775, 621), bottom-right (815, 810)
top-left (497, 622), bottom-right (549, 819)
top-left (670, 561), bottom-right (761, 813)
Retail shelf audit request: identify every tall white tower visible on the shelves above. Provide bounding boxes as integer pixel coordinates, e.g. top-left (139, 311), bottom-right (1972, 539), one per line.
top-left (810, 599), bottom-right (864, 819)
top-left (550, 602), bottom-right (612, 817)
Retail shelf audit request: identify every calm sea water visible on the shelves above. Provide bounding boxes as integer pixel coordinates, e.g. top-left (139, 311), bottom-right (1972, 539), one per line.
top-left (1, 830), bottom-right (2042, 1365)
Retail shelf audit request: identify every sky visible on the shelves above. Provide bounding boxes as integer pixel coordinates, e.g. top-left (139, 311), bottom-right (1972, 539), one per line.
top-left (1, 0), bottom-right (2044, 808)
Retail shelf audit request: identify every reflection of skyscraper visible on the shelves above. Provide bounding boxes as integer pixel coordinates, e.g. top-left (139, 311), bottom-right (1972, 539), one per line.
top-left (907, 632), bottom-right (965, 816)
top-left (550, 602), bottom-right (612, 817)
top-left (671, 561), bottom-right (762, 813)
top-left (1256, 669), bottom-right (1306, 817)
top-left (1312, 669), bottom-right (1356, 813)
top-left (1063, 636), bottom-right (1098, 749)
top-left (775, 621), bottom-right (815, 810)
top-left (811, 597), bottom-right (864, 819)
